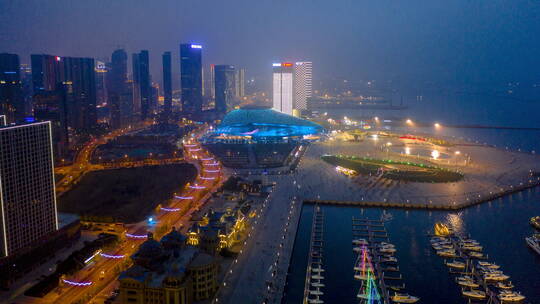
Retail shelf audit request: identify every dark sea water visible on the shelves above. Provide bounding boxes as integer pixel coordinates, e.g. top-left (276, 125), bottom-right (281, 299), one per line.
top-left (283, 189), bottom-right (540, 304)
top-left (283, 91), bottom-right (540, 303)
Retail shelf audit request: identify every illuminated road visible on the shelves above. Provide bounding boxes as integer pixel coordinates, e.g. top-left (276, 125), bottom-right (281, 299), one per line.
top-left (45, 130), bottom-right (224, 304)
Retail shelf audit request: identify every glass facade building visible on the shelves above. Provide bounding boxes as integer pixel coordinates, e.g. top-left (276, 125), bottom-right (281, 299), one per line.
top-left (180, 44), bottom-right (203, 116)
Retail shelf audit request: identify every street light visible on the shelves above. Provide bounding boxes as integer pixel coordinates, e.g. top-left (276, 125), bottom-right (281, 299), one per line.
top-left (434, 123), bottom-right (441, 128)
top-left (406, 119), bottom-right (413, 125)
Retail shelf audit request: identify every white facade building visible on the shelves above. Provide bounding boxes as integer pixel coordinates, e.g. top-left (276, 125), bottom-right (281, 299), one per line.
top-left (294, 61), bottom-right (312, 111)
top-left (0, 121), bottom-right (58, 256)
top-left (272, 63), bottom-right (294, 115)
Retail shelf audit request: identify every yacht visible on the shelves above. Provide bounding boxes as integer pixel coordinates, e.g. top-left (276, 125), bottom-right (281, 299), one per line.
top-left (353, 238), bottom-right (368, 245)
top-left (311, 267), bottom-right (325, 273)
top-left (391, 293), bottom-right (420, 303)
top-left (358, 292), bottom-right (381, 300)
top-left (311, 282), bottom-right (325, 288)
top-left (437, 249), bottom-right (458, 258)
top-left (468, 251), bottom-right (485, 259)
top-left (484, 272), bottom-right (510, 281)
top-left (309, 290), bottom-right (324, 296)
top-left (525, 234), bottom-right (540, 255)
top-left (446, 260), bottom-right (466, 269)
top-left (380, 247), bottom-right (397, 254)
top-left (456, 276), bottom-right (480, 288)
top-left (478, 261), bottom-right (500, 269)
top-left (311, 274), bottom-right (325, 280)
top-left (498, 290), bottom-right (526, 302)
top-left (380, 256), bottom-right (398, 263)
top-left (307, 298), bottom-right (324, 304)
top-left (530, 216), bottom-right (540, 230)
top-left (462, 244), bottom-right (483, 252)
top-left (496, 281), bottom-right (514, 290)
top-left (462, 289), bottom-right (487, 300)
top-left (380, 242), bottom-right (395, 248)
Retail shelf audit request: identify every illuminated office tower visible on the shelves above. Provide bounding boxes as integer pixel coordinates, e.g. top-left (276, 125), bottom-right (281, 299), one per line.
top-left (209, 64), bottom-right (215, 99)
top-left (272, 62), bottom-right (294, 115)
top-left (162, 52), bottom-right (172, 120)
top-left (214, 65), bottom-right (236, 115)
top-left (294, 61), bottom-right (312, 111)
top-left (0, 53), bottom-right (23, 123)
top-left (236, 68), bottom-right (245, 98)
top-left (132, 50), bottom-right (150, 121)
top-left (180, 43), bottom-right (203, 116)
top-left (95, 60), bottom-right (107, 106)
top-left (108, 49), bottom-right (132, 129)
top-left (30, 54), bottom-right (64, 93)
top-left (0, 121), bottom-right (58, 257)
top-left (62, 57), bottom-right (97, 130)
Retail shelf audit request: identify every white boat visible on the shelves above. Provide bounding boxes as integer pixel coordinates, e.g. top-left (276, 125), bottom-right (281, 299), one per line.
top-left (525, 234), bottom-right (540, 255)
top-left (462, 289), bottom-right (486, 300)
top-left (358, 292), bottom-right (381, 300)
top-left (380, 242), bottom-right (395, 247)
top-left (462, 244), bottom-right (483, 252)
top-left (498, 291), bottom-right (526, 302)
top-left (309, 290), bottom-right (324, 296)
top-left (353, 239), bottom-right (368, 245)
top-left (478, 261), bottom-right (500, 269)
top-left (312, 268), bottom-right (325, 273)
top-left (456, 276), bottom-right (479, 288)
top-left (311, 275), bottom-right (325, 280)
top-left (391, 293), bottom-right (420, 303)
top-left (484, 272), bottom-right (510, 281)
top-left (496, 281), bottom-right (514, 289)
top-left (437, 249), bottom-right (457, 258)
top-left (468, 251), bottom-right (485, 259)
top-left (311, 282), bottom-right (325, 288)
top-left (380, 247), bottom-right (397, 254)
top-left (446, 260), bottom-right (466, 269)
top-left (380, 256), bottom-right (398, 263)
top-left (308, 299), bottom-right (324, 304)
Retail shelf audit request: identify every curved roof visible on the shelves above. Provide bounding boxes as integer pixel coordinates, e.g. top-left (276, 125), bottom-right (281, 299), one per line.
top-left (220, 108), bottom-right (320, 128)
top-left (213, 108), bottom-right (323, 138)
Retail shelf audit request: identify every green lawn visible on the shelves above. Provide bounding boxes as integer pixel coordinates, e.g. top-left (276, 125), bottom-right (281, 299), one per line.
top-left (321, 155), bottom-right (463, 183)
top-left (58, 164), bottom-right (197, 223)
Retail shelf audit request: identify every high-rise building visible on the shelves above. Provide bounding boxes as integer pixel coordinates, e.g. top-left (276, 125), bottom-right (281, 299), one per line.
top-left (0, 54), bottom-right (24, 123)
top-left (63, 57), bottom-right (97, 130)
top-left (108, 49), bottom-right (131, 129)
top-left (0, 121), bottom-right (58, 257)
top-left (294, 62), bottom-right (312, 111)
top-left (214, 65), bottom-right (236, 115)
top-left (30, 54), bottom-right (64, 93)
top-left (95, 60), bottom-right (107, 106)
top-left (209, 64), bottom-right (215, 99)
top-left (180, 44), bottom-right (203, 116)
top-left (236, 68), bottom-right (245, 98)
top-left (131, 53), bottom-right (142, 121)
top-left (162, 52), bottom-right (172, 120)
top-left (33, 84), bottom-right (69, 157)
top-left (132, 51), bottom-right (151, 121)
top-left (272, 62), bottom-right (294, 115)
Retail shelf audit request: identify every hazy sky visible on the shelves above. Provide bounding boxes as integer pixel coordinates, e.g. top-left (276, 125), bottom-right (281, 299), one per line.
top-left (1, 0), bottom-right (539, 88)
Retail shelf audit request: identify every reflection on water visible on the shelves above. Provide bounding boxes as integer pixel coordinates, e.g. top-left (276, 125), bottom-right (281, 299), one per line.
top-left (283, 188), bottom-right (540, 304)
top-left (445, 212), bottom-right (465, 236)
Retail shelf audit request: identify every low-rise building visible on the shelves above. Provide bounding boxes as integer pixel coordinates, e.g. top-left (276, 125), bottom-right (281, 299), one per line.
top-left (118, 228), bottom-right (219, 304)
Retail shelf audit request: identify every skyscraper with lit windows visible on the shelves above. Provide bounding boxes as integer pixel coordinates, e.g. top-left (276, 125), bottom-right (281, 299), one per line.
top-left (294, 61), bottom-right (312, 111)
top-left (214, 65), bottom-right (236, 115)
top-left (0, 53), bottom-right (24, 123)
top-left (272, 62), bottom-right (294, 115)
top-left (180, 44), bottom-right (203, 116)
top-left (0, 121), bottom-right (58, 257)
top-left (162, 51), bottom-right (172, 120)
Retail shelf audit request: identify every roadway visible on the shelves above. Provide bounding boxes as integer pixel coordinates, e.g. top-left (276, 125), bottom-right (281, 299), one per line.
top-left (38, 130), bottom-right (224, 304)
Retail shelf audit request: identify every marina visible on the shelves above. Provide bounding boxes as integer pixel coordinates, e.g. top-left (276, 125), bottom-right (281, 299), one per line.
top-left (283, 186), bottom-right (540, 304)
top-left (351, 217), bottom-right (419, 304)
top-left (430, 230), bottom-right (528, 303)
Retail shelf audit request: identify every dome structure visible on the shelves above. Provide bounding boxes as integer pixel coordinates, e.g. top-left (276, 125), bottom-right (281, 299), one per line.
top-left (210, 107), bottom-right (323, 138)
top-left (133, 233), bottom-right (163, 261)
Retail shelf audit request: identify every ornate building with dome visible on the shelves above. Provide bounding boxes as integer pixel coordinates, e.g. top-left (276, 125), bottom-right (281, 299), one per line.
top-left (118, 228), bottom-right (219, 304)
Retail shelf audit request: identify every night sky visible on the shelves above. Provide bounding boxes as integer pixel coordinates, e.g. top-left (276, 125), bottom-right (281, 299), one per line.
top-left (1, 0), bottom-right (539, 87)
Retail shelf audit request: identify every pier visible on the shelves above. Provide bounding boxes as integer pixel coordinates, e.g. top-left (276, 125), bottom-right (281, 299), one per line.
top-left (352, 217), bottom-right (418, 304)
top-left (303, 205), bottom-right (325, 304)
top-left (431, 233), bottom-right (529, 304)
top-left (303, 178), bottom-right (540, 211)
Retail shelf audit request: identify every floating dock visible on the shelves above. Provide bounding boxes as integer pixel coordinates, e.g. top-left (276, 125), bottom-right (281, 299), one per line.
top-left (303, 205), bottom-right (326, 304)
